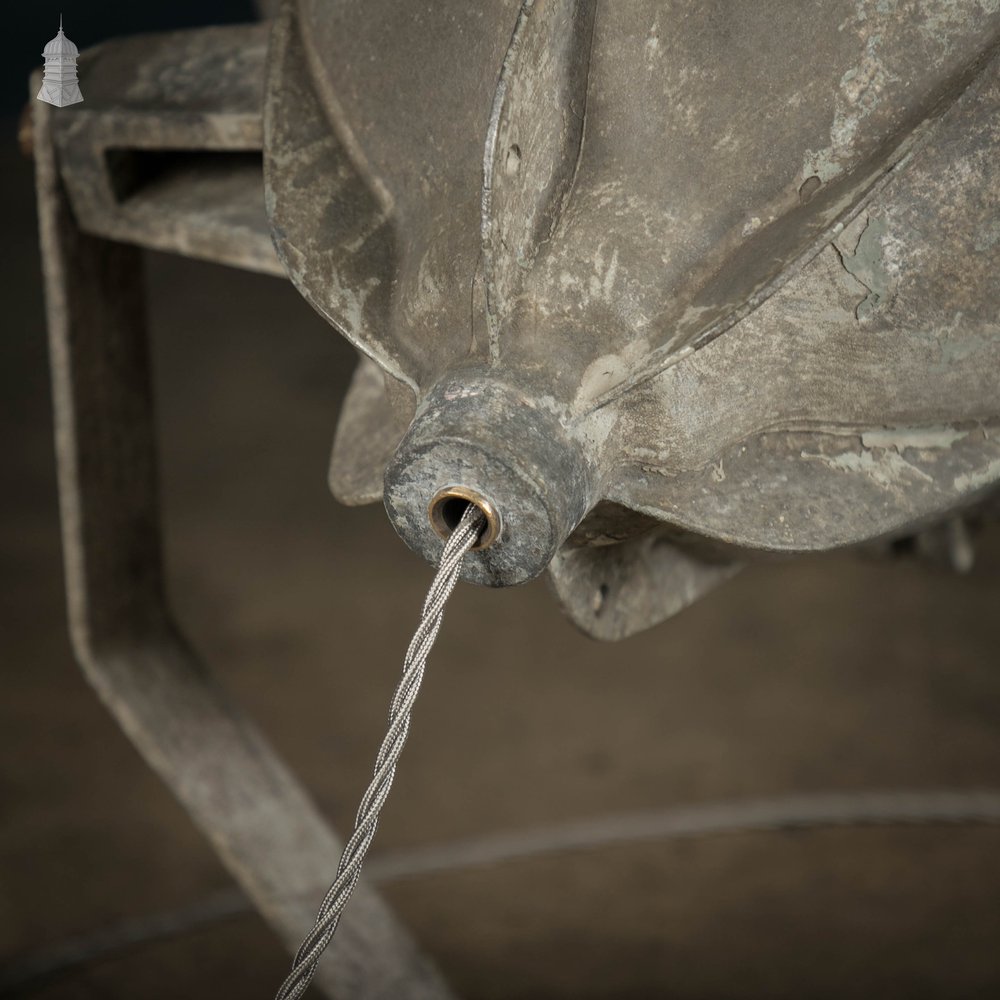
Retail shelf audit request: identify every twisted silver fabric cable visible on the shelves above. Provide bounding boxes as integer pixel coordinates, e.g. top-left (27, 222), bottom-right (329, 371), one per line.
top-left (274, 503), bottom-right (486, 1000)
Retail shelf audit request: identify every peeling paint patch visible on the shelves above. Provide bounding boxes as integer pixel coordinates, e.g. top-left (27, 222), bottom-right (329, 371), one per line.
top-left (578, 353), bottom-right (627, 401)
top-left (834, 215), bottom-right (892, 320)
top-left (861, 426), bottom-right (967, 450)
top-left (571, 406), bottom-right (617, 454)
top-left (954, 458), bottom-right (1000, 493)
top-left (574, 333), bottom-right (652, 408)
top-left (802, 17), bottom-right (900, 182)
top-left (801, 445), bottom-right (933, 488)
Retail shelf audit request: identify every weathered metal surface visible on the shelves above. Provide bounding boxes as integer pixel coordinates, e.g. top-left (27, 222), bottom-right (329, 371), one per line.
top-left (265, 0), bottom-right (1000, 636)
top-left (52, 25), bottom-right (281, 276)
top-left (611, 56), bottom-right (1000, 552)
top-left (549, 505), bottom-right (744, 642)
top-left (33, 68), bottom-right (454, 1000)
top-left (39, 4), bottom-right (1000, 646)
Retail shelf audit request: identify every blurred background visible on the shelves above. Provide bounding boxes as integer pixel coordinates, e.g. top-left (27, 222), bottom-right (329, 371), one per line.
top-left (3, 4), bottom-right (1000, 998)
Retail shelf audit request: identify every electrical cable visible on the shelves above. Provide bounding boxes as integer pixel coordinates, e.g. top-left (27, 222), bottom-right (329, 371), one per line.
top-left (10, 503), bottom-right (1000, 997)
top-left (273, 502), bottom-right (486, 1000)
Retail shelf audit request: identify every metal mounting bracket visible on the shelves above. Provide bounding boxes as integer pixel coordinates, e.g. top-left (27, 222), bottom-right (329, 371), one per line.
top-left (32, 26), bottom-right (455, 1000)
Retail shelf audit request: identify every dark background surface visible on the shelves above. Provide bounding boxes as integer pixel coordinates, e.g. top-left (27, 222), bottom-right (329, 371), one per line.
top-left (2, 5), bottom-right (1000, 999)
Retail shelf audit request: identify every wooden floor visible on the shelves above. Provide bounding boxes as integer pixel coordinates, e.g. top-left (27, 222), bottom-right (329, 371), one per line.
top-left (3, 130), bottom-right (1000, 999)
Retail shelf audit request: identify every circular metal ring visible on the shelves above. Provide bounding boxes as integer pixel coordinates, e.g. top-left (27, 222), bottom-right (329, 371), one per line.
top-left (428, 485), bottom-right (502, 551)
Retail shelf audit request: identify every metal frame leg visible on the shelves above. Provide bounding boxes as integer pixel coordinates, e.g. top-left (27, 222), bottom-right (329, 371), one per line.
top-left (33, 92), bottom-right (455, 1000)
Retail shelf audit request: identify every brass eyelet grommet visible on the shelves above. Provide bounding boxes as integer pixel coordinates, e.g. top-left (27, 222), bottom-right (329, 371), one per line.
top-left (428, 485), bottom-right (502, 551)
